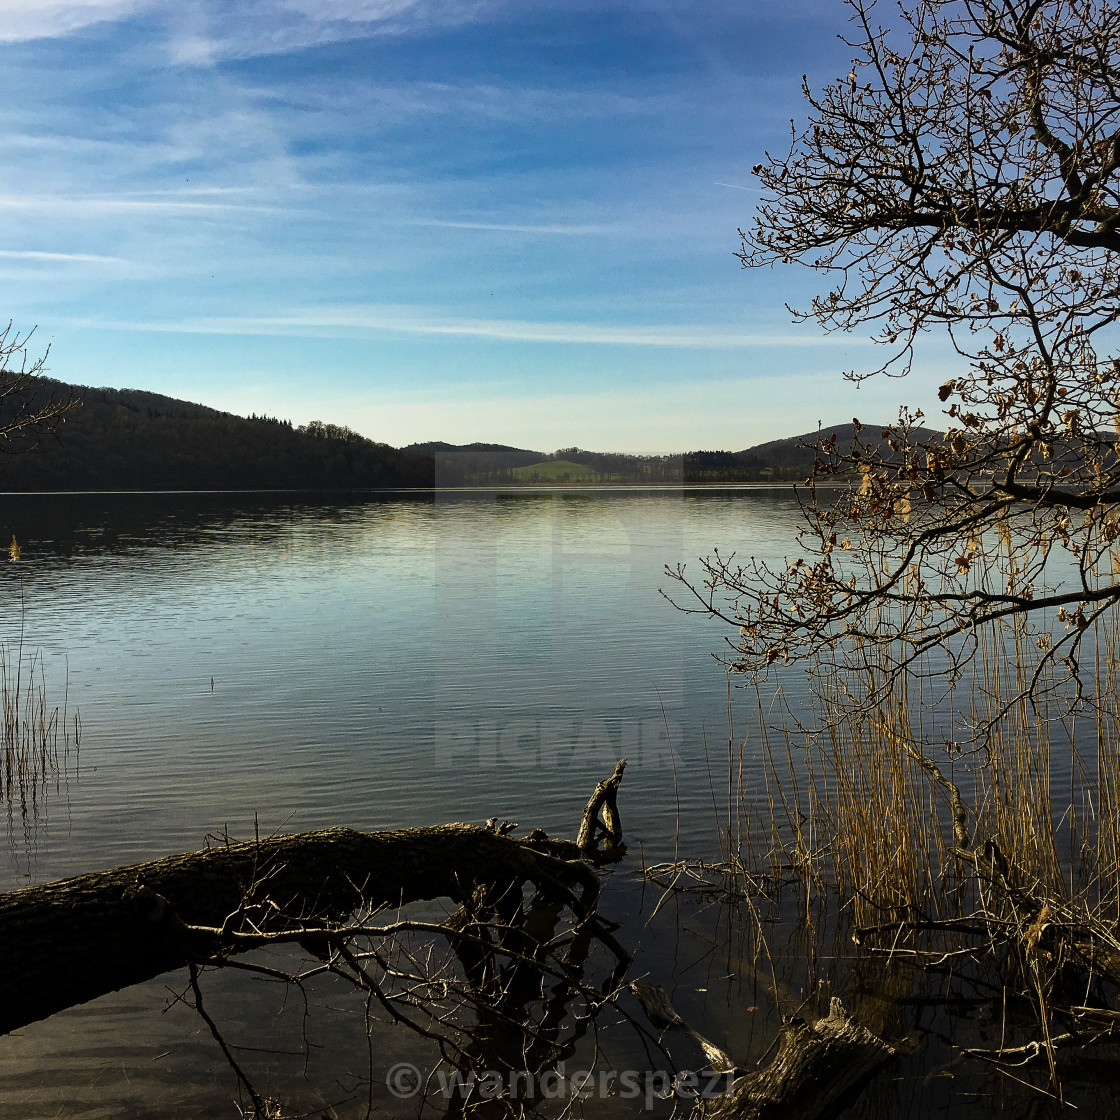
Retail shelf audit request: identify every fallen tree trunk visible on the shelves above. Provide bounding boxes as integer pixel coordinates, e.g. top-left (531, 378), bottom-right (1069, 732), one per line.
top-left (0, 822), bottom-right (599, 1036)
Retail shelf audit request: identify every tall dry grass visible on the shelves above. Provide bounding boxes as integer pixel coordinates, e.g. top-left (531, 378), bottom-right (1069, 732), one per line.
top-left (1, 543), bottom-right (81, 849)
top-left (729, 512), bottom-right (1120, 935)
top-left (0, 640), bottom-right (80, 826)
top-left (710, 521), bottom-right (1120, 1101)
top-left (737, 631), bottom-right (1120, 929)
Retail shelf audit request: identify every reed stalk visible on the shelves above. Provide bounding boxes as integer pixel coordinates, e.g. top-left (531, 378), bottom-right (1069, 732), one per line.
top-left (0, 640), bottom-right (80, 828)
top-left (716, 531), bottom-right (1120, 1092)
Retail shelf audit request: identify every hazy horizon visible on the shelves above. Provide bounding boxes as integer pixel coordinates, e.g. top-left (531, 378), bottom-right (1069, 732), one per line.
top-left (45, 375), bottom-right (907, 459)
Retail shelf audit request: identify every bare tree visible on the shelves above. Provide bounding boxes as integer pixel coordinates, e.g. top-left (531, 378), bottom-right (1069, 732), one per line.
top-left (0, 323), bottom-right (76, 455)
top-left (670, 0), bottom-right (1120, 726)
top-left (661, 4), bottom-right (1120, 1090)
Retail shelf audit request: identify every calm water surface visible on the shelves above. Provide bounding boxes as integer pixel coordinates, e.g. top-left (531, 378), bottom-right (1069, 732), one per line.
top-left (0, 488), bottom-right (809, 887)
top-left (0, 488), bottom-right (811, 1120)
top-left (1, 489), bottom-right (1105, 1120)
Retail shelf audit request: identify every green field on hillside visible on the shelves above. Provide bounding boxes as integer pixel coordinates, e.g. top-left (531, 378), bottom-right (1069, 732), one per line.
top-left (511, 459), bottom-right (612, 482)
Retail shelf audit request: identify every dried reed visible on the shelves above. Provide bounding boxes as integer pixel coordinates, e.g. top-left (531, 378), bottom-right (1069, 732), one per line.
top-left (0, 639), bottom-right (80, 824)
top-left (718, 543), bottom-right (1120, 1090)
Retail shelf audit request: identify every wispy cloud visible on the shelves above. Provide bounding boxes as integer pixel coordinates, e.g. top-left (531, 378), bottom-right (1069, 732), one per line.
top-left (67, 307), bottom-right (866, 349)
top-left (406, 219), bottom-right (616, 236)
top-left (0, 0), bottom-right (507, 56)
top-left (269, 77), bottom-right (660, 126)
top-left (0, 193), bottom-right (286, 216)
top-left (161, 0), bottom-right (509, 64)
top-left (277, 0), bottom-right (499, 27)
top-left (0, 0), bottom-right (143, 43)
top-left (0, 248), bottom-right (125, 262)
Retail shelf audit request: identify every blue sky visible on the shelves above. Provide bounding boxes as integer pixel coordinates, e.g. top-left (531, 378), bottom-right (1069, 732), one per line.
top-left (0, 0), bottom-right (949, 452)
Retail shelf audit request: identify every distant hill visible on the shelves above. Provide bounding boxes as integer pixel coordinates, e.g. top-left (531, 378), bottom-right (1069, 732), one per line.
top-left (687, 422), bottom-right (943, 483)
top-left (737, 422), bottom-right (942, 463)
top-left (0, 380), bottom-right (433, 491)
top-left (0, 373), bottom-right (945, 491)
top-left (512, 459), bottom-right (601, 483)
top-left (425, 427), bottom-right (948, 486)
top-left (404, 441), bottom-right (541, 468)
top-left (403, 441), bottom-right (542, 484)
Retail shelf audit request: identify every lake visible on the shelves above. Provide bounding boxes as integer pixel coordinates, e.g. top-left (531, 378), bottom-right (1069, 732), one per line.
top-left (0, 487), bottom-right (810, 1119)
top-left (0, 487), bottom-right (812, 883)
top-left (3, 487), bottom-right (1111, 1120)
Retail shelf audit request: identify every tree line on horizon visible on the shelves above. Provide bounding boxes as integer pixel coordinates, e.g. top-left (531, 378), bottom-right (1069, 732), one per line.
top-left (0, 381), bottom-right (433, 491)
top-left (0, 376), bottom-right (905, 490)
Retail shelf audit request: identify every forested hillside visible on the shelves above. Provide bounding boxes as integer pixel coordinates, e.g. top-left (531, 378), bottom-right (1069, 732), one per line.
top-left (0, 381), bottom-right (433, 491)
top-left (416, 428), bottom-right (940, 485)
top-left (0, 375), bottom-right (927, 491)
top-left (687, 423), bottom-right (942, 483)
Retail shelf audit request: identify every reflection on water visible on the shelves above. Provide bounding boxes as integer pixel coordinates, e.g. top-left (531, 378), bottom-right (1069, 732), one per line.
top-left (0, 489), bottom-right (1111, 1119)
top-left (0, 488), bottom-right (806, 1119)
top-left (0, 488), bottom-right (806, 889)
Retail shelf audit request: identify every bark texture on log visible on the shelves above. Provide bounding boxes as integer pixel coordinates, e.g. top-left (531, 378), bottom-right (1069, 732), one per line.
top-left (0, 823), bottom-right (596, 1036)
top-left (576, 757), bottom-right (626, 857)
top-left (701, 998), bottom-right (896, 1120)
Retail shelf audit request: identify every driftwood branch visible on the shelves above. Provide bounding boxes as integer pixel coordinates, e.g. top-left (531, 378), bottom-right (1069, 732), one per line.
top-left (577, 757), bottom-right (627, 857)
top-left (629, 977), bottom-right (737, 1072)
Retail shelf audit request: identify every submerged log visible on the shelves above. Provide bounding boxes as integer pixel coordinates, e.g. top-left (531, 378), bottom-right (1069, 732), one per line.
top-left (632, 979), bottom-right (895, 1120)
top-left (0, 822), bottom-right (601, 1036)
top-left (701, 998), bottom-right (897, 1120)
